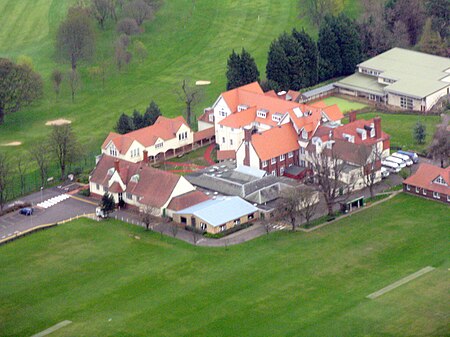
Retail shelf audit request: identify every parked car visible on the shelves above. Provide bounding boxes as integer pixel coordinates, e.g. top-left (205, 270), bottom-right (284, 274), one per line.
top-left (391, 152), bottom-right (413, 166)
top-left (382, 160), bottom-right (401, 173)
top-left (19, 207), bottom-right (33, 216)
top-left (381, 166), bottom-right (390, 178)
top-left (385, 156), bottom-right (407, 168)
top-left (397, 150), bottom-right (419, 163)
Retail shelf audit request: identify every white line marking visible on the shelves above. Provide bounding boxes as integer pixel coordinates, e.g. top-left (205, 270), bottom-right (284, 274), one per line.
top-left (367, 266), bottom-right (435, 299)
top-left (30, 320), bottom-right (72, 337)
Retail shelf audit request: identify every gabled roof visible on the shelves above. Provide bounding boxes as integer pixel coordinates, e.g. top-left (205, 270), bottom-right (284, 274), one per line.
top-left (90, 155), bottom-right (182, 208)
top-left (403, 163), bottom-right (450, 195)
top-left (166, 190), bottom-right (210, 212)
top-left (194, 127), bottom-right (215, 142)
top-left (175, 196), bottom-right (258, 227)
top-left (322, 104), bottom-right (344, 121)
top-left (101, 116), bottom-right (190, 154)
top-left (219, 107), bottom-right (257, 128)
top-left (334, 118), bottom-right (390, 144)
top-left (251, 124), bottom-right (300, 161)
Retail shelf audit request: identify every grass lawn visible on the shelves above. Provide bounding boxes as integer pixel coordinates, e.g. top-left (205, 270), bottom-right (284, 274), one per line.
top-left (354, 113), bottom-right (440, 153)
top-left (321, 96), bottom-right (368, 112)
top-left (0, 193), bottom-right (448, 336)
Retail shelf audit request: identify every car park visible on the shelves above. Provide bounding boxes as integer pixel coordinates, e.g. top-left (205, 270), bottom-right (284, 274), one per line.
top-left (391, 152), bottom-right (413, 166)
top-left (385, 156), bottom-right (406, 168)
top-left (381, 166), bottom-right (390, 178)
top-left (397, 150), bottom-right (419, 163)
top-left (382, 160), bottom-right (401, 173)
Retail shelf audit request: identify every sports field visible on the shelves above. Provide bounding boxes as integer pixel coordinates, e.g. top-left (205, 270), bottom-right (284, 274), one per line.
top-left (0, 193), bottom-right (448, 336)
top-left (322, 96), bottom-right (368, 112)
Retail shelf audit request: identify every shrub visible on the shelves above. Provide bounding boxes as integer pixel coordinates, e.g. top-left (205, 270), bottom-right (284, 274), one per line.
top-left (399, 168), bottom-right (410, 179)
top-left (78, 188), bottom-right (90, 197)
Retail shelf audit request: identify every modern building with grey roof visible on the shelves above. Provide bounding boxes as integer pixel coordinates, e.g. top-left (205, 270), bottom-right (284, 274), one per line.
top-left (335, 48), bottom-right (450, 111)
top-left (173, 196), bottom-right (259, 234)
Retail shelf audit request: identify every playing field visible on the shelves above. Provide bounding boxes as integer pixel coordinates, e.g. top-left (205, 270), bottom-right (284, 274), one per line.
top-left (0, 193), bottom-right (448, 336)
top-left (321, 96), bottom-right (368, 112)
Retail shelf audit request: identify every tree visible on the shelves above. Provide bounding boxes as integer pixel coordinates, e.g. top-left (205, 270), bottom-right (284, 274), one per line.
top-left (335, 14), bottom-right (361, 75)
top-left (259, 79), bottom-right (281, 93)
top-left (117, 17), bottom-right (140, 35)
top-left (49, 124), bottom-right (80, 180)
top-left (91, 0), bottom-right (114, 29)
top-left (266, 39), bottom-right (290, 90)
top-left (226, 48), bottom-right (260, 90)
top-left (304, 0), bottom-right (344, 27)
top-left (0, 153), bottom-right (10, 211)
top-left (309, 149), bottom-right (357, 216)
top-left (116, 113), bottom-right (135, 134)
top-left (134, 40), bottom-right (148, 62)
top-left (0, 58), bottom-right (43, 125)
top-left (140, 205), bottom-right (156, 230)
top-left (68, 69), bottom-right (80, 102)
top-left (170, 224), bottom-right (179, 238)
top-left (428, 115), bottom-right (450, 168)
top-left (417, 18), bottom-right (448, 57)
top-left (132, 109), bottom-right (144, 129)
top-left (51, 69), bottom-right (63, 101)
top-left (123, 0), bottom-right (153, 26)
top-left (413, 121), bottom-right (426, 144)
top-left (100, 193), bottom-right (115, 217)
top-left (385, 0), bottom-right (426, 45)
top-left (358, 145), bottom-right (383, 198)
top-left (16, 157), bottom-right (28, 196)
top-left (425, 0), bottom-right (449, 40)
top-left (143, 100), bottom-right (161, 126)
top-left (277, 188), bottom-right (303, 231)
top-left (114, 36), bottom-right (132, 71)
top-left (29, 143), bottom-right (50, 187)
top-left (318, 16), bottom-right (341, 80)
top-left (292, 28), bottom-right (318, 87)
top-left (178, 79), bottom-right (202, 127)
top-left (297, 187), bottom-right (319, 227)
top-left (56, 7), bottom-right (95, 71)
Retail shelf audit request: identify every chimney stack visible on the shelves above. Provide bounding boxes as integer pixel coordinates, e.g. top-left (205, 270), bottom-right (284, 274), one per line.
top-left (243, 128), bottom-right (252, 166)
top-left (374, 116), bottom-right (381, 139)
top-left (349, 110), bottom-right (357, 123)
top-left (143, 150), bottom-right (149, 164)
top-left (114, 159), bottom-right (120, 174)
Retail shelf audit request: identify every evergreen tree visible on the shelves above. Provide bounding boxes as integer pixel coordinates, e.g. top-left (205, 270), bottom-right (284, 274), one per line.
top-left (413, 121), bottom-right (426, 144)
top-left (278, 33), bottom-right (306, 91)
top-left (318, 16), bottom-right (341, 80)
top-left (226, 48), bottom-right (260, 90)
top-left (292, 28), bottom-right (318, 87)
top-left (100, 193), bottom-right (115, 217)
top-left (132, 109), bottom-right (144, 129)
top-left (266, 40), bottom-right (290, 90)
top-left (116, 113), bottom-right (134, 134)
top-left (336, 14), bottom-right (361, 75)
top-left (143, 100), bottom-right (162, 126)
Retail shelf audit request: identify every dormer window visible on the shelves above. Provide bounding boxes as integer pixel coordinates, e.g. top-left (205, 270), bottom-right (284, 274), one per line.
top-left (343, 133), bottom-right (355, 143)
top-left (238, 104), bottom-right (249, 112)
top-left (434, 176), bottom-right (447, 186)
top-left (108, 167), bottom-right (115, 175)
top-left (326, 141), bottom-right (334, 149)
top-left (356, 128), bottom-right (367, 140)
top-left (257, 109), bottom-right (268, 119)
top-left (272, 112), bottom-right (283, 123)
top-left (302, 129), bottom-right (308, 140)
top-left (131, 174), bottom-right (140, 183)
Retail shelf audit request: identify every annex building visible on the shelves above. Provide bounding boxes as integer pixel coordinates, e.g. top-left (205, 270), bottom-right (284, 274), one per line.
top-left (335, 48), bottom-right (450, 111)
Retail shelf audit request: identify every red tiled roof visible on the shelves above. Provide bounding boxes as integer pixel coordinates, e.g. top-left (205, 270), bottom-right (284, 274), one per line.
top-left (198, 109), bottom-right (214, 124)
top-left (90, 155), bottom-right (181, 208)
top-left (194, 127), bottom-right (215, 142)
top-left (264, 90), bottom-right (278, 98)
top-left (251, 124), bottom-right (300, 161)
top-left (287, 90), bottom-right (300, 101)
top-left (109, 182), bottom-right (124, 193)
top-left (309, 100), bottom-right (328, 109)
top-left (334, 118), bottom-right (390, 145)
top-left (101, 116), bottom-right (190, 154)
top-left (322, 104), bottom-right (344, 121)
top-left (219, 107), bottom-right (257, 128)
top-left (166, 190), bottom-right (210, 211)
top-left (217, 150), bottom-right (236, 161)
top-left (403, 163), bottom-right (450, 195)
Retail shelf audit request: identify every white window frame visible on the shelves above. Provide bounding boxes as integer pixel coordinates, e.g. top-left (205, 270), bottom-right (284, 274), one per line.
top-left (280, 154), bottom-right (285, 161)
top-left (423, 189), bottom-right (427, 195)
top-left (280, 166), bottom-right (285, 175)
top-left (262, 160), bottom-right (268, 168)
top-left (415, 186), bottom-right (420, 193)
top-left (271, 157), bottom-right (276, 165)
top-left (271, 170), bottom-right (276, 176)
top-left (433, 191), bottom-right (440, 199)
top-left (288, 151), bottom-right (293, 158)
top-left (406, 184), bottom-right (410, 191)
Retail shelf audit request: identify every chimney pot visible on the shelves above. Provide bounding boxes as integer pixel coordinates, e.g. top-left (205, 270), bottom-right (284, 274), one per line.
top-left (349, 111), bottom-right (357, 123)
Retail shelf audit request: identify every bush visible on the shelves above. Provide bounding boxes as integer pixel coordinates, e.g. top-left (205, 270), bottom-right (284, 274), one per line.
top-left (399, 168), bottom-right (410, 179)
top-left (77, 173), bottom-right (89, 184)
top-left (78, 188), bottom-right (90, 197)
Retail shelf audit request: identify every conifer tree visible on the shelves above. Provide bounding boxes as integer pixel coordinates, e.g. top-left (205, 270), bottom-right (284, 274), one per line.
top-left (116, 113), bottom-right (134, 134)
top-left (226, 48), bottom-right (260, 90)
top-left (266, 39), bottom-right (290, 90)
top-left (143, 100), bottom-right (162, 126)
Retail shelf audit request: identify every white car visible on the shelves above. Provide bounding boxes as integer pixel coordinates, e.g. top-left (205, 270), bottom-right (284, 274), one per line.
top-left (381, 166), bottom-right (390, 178)
top-left (385, 156), bottom-right (406, 168)
top-left (391, 152), bottom-right (413, 166)
top-left (382, 160), bottom-right (401, 173)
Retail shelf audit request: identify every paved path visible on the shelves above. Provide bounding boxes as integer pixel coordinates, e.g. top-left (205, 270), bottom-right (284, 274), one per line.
top-left (203, 144), bottom-right (216, 165)
top-left (366, 266), bottom-right (435, 299)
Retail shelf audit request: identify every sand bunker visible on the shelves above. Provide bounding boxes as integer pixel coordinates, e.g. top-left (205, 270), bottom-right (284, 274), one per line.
top-left (0, 141), bottom-right (22, 146)
top-left (195, 80), bottom-right (211, 86)
top-left (45, 119), bottom-right (72, 126)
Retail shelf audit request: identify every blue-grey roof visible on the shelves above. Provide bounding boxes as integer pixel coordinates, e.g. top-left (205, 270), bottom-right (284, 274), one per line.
top-left (301, 83), bottom-right (335, 98)
top-left (234, 165), bottom-right (267, 178)
top-left (175, 196), bottom-right (258, 227)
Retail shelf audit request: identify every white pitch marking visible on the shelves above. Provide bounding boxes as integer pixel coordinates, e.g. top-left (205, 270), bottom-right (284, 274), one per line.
top-left (30, 320), bottom-right (72, 337)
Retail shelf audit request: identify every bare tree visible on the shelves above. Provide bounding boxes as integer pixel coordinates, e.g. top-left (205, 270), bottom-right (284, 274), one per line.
top-left (277, 187), bottom-right (303, 231)
top-left (123, 0), bottom-right (154, 26)
top-left (56, 6), bottom-right (95, 71)
top-left (260, 213), bottom-right (272, 235)
top-left (309, 149), bottom-right (357, 216)
top-left (429, 114), bottom-right (450, 168)
top-left (117, 17), bottom-right (140, 35)
top-left (297, 187), bottom-right (320, 227)
top-left (358, 145), bottom-right (383, 198)
top-left (170, 224), bottom-right (179, 238)
top-left (177, 79), bottom-right (202, 127)
top-left (91, 0), bottom-right (114, 29)
top-left (0, 153), bottom-right (10, 211)
top-left (16, 157), bottom-right (28, 196)
top-left (140, 205), bottom-right (156, 230)
top-left (51, 69), bottom-right (63, 101)
top-left (68, 69), bottom-right (80, 102)
top-left (114, 36), bottom-right (132, 71)
top-left (29, 143), bottom-right (50, 187)
top-left (191, 228), bottom-right (200, 245)
top-left (49, 124), bottom-right (80, 180)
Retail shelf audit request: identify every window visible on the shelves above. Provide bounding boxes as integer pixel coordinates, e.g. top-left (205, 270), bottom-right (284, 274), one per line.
top-left (415, 186), bottom-right (420, 193)
top-left (288, 151), bottom-right (293, 158)
top-left (155, 142), bottom-right (163, 149)
top-left (220, 125), bottom-right (223, 129)
top-left (302, 129), bottom-right (308, 139)
top-left (126, 193), bottom-right (132, 200)
top-left (423, 189), bottom-right (427, 195)
top-left (400, 96), bottom-right (413, 109)
top-left (109, 146), bottom-right (117, 157)
top-left (234, 219), bottom-right (241, 225)
top-left (96, 183), bottom-right (100, 190)
top-left (262, 160), bottom-right (268, 168)
top-left (434, 176), bottom-right (447, 185)
top-left (219, 224), bottom-right (226, 232)
top-left (300, 160), bottom-right (306, 167)
top-left (432, 191), bottom-right (440, 199)
top-left (248, 213), bottom-right (254, 220)
top-left (271, 170), bottom-right (276, 176)
top-left (406, 184), bottom-right (410, 191)
top-left (369, 94), bottom-right (377, 101)
top-left (271, 157), bottom-right (276, 164)
top-left (220, 110), bottom-right (227, 117)
top-left (280, 154), bottom-right (285, 161)
top-left (222, 137), bottom-right (225, 144)
top-left (230, 139), bottom-right (233, 146)
top-left (103, 185), bottom-right (108, 192)
top-left (300, 147), bottom-right (305, 155)
top-left (280, 166), bottom-right (285, 175)
top-left (200, 223), bottom-right (207, 230)
top-left (447, 195), bottom-right (450, 202)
